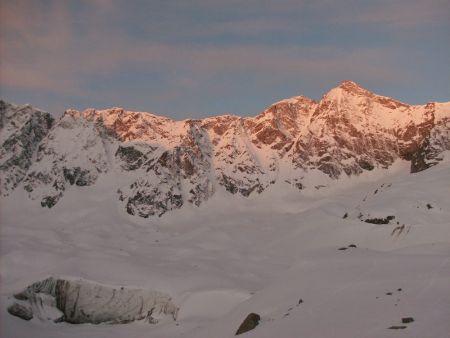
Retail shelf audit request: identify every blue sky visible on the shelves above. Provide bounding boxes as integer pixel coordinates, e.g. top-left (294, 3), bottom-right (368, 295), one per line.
top-left (1, 0), bottom-right (449, 119)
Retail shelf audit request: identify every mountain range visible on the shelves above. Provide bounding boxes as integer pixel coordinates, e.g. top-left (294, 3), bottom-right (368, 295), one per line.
top-left (1, 80), bottom-right (449, 217)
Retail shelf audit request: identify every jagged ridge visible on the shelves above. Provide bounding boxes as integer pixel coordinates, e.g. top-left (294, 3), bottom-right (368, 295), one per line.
top-left (1, 81), bottom-right (449, 217)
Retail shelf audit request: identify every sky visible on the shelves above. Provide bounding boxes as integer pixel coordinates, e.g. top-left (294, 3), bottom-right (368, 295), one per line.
top-left (0, 0), bottom-right (449, 119)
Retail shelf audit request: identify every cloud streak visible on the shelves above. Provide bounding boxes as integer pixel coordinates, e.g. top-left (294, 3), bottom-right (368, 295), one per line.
top-left (0, 1), bottom-right (407, 92)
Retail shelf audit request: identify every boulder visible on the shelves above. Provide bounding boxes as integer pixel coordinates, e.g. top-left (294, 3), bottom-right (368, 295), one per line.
top-left (236, 313), bottom-right (261, 335)
top-left (402, 317), bottom-right (414, 324)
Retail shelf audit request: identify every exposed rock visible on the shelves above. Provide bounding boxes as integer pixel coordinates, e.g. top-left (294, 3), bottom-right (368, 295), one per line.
top-left (402, 317), bottom-right (414, 324)
top-left (0, 101), bottom-right (54, 196)
top-left (122, 179), bottom-right (183, 218)
top-left (391, 225), bottom-right (406, 236)
top-left (63, 167), bottom-right (95, 186)
top-left (409, 106), bottom-right (450, 173)
top-left (235, 313), bottom-right (261, 335)
top-left (364, 216), bottom-right (395, 224)
top-left (115, 145), bottom-right (147, 171)
top-left (41, 194), bottom-right (63, 208)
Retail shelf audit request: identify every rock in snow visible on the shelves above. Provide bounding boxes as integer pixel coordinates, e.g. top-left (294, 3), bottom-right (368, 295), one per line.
top-left (402, 317), bottom-right (415, 324)
top-left (235, 313), bottom-right (261, 335)
top-left (1, 81), bottom-right (449, 217)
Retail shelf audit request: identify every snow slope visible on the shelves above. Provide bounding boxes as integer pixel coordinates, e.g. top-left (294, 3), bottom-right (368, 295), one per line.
top-left (1, 153), bottom-right (449, 338)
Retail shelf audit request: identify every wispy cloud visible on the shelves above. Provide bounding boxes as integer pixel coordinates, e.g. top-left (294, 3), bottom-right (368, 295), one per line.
top-left (0, 0), bottom-right (405, 92)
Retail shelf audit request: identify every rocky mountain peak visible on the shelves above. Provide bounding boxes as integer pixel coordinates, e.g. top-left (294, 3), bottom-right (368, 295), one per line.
top-left (320, 80), bottom-right (373, 104)
top-left (337, 79), bottom-right (366, 92)
top-left (324, 81), bottom-right (410, 111)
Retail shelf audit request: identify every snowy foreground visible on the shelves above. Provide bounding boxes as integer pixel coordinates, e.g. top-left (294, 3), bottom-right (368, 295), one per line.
top-left (1, 159), bottom-right (449, 338)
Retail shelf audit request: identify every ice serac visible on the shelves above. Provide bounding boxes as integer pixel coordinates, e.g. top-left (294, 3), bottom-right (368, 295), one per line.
top-left (8, 277), bottom-right (178, 324)
top-left (1, 81), bottom-right (449, 217)
top-left (0, 100), bottom-right (54, 196)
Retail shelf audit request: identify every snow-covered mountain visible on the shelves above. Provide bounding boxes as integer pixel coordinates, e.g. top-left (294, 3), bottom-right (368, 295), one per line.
top-left (1, 81), bottom-right (450, 338)
top-left (1, 81), bottom-right (449, 217)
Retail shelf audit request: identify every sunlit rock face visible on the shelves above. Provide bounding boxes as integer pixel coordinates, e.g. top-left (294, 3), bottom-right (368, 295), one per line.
top-left (8, 277), bottom-right (178, 324)
top-left (1, 81), bottom-right (449, 217)
top-left (290, 81), bottom-right (445, 178)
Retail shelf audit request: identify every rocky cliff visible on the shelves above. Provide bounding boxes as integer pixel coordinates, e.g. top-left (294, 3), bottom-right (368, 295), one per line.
top-left (0, 100), bottom-right (54, 196)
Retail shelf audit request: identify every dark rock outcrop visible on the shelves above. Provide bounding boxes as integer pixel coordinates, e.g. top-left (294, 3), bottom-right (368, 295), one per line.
top-left (236, 313), bottom-right (261, 335)
top-left (115, 145), bottom-right (147, 171)
top-left (364, 216), bottom-right (395, 224)
top-left (388, 325), bottom-right (407, 329)
top-left (402, 317), bottom-right (414, 324)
